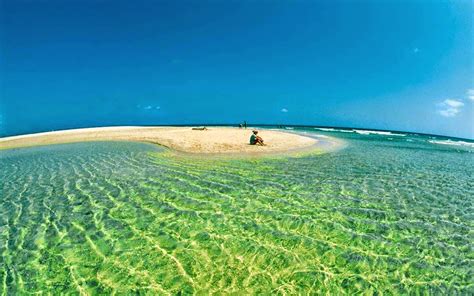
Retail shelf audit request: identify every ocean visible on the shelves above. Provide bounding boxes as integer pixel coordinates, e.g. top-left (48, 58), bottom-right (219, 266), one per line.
top-left (1, 127), bottom-right (473, 294)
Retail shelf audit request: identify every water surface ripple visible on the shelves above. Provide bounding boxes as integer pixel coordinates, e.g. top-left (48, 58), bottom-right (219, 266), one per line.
top-left (0, 130), bottom-right (473, 294)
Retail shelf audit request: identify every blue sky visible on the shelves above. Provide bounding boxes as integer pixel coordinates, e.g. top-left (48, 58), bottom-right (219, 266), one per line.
top-left (1, 0), bottom-right (473, 139)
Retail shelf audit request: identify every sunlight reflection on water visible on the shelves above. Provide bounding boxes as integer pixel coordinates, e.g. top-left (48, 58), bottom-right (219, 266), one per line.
top-left (1, 129), bottom-right (473, 294)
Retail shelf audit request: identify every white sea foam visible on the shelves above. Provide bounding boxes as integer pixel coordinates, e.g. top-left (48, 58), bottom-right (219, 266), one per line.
top-left (314, 127), bottom-right (407, 136)
top-left (428, 140), bottom-right (474, 148)
top-left (314, 127), bottom-right (352, 133)
top-left (312, 134), bottom-right (331, 139)
top-left (353, 129), bottom-right (406, 136)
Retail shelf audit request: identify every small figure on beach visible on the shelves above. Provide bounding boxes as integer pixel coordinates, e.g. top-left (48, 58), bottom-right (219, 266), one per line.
top-left (243, 121), bottom-right (247, 129)
top-left (250, 130), bottom-right (265, 145)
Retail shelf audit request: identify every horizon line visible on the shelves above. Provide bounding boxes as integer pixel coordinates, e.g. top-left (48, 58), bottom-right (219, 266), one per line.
top-left (1, 123), bottom-right (473, 142)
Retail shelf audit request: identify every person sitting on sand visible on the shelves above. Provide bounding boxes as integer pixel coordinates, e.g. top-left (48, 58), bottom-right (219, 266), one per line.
top-left (250, 130), bottom-right (265, 145)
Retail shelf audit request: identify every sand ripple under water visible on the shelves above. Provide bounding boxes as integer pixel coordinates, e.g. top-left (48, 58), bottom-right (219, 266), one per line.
top-left (0, 131), bottom-right (473, 294)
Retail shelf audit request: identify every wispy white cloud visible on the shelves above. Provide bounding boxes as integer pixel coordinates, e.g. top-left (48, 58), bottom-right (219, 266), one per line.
top-left (438, 109), bottom-right (460, 117)
top-left (437, 99), bottom-right (464, 117)
top-left (281, 108), bottom-right (288, 113)
top-left (467, 89), bottom-right (474, 101)
top-left (444, 99), bottom-right (464, 108)
top-left (137, 104), bottom-right (161, 111)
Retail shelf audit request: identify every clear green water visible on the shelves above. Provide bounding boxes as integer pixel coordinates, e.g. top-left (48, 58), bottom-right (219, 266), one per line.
top-left (1, 128), bottom-right (473, 294)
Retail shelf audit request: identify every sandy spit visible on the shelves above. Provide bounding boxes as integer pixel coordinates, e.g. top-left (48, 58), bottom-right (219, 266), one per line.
top-left (0, 126), bottom-right (323, 156)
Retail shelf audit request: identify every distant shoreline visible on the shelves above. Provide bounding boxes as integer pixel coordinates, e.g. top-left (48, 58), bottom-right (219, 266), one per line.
top-left (0, 126), bottom-right (342, 157)
top-left (2, 124), bottom-right (472, 142)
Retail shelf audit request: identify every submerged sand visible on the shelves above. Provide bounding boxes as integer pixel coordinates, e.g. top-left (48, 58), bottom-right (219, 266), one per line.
top-left (0, 126), bottom-right (322, 156)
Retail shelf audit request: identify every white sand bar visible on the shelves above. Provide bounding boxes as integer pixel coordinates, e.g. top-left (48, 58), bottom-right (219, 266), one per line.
top-left (0, 126), bottom-right (326, 156)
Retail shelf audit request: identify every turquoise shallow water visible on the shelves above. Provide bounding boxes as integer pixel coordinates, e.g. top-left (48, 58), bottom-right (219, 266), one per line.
top-left (1, 128), bottom-right (473, 294)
